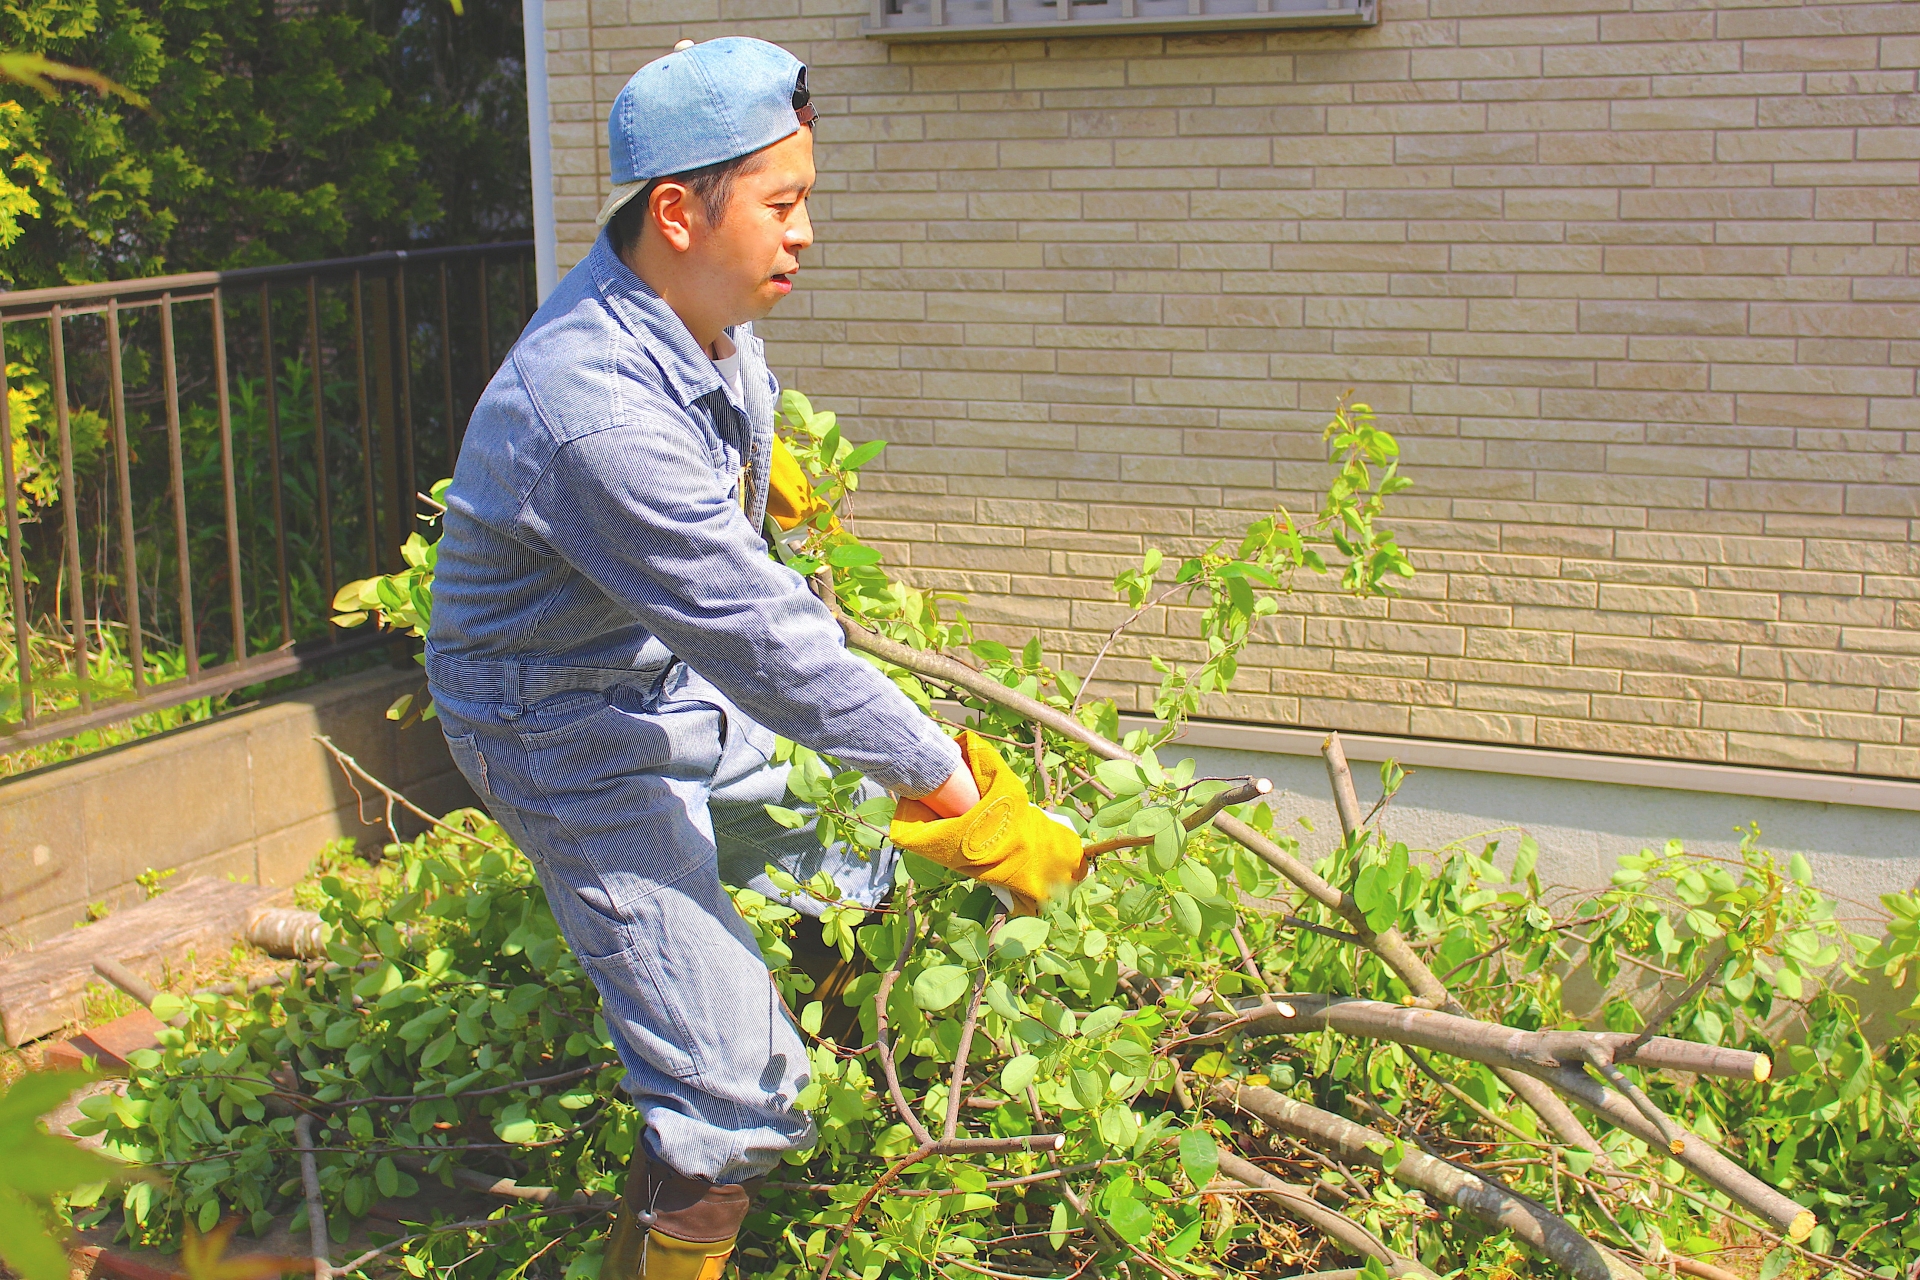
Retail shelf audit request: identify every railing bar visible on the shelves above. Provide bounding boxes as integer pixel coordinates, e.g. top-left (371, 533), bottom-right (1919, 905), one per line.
top-left (438, 260), bottom-right (458, 465)
top-left (307, 277), bottom-right (336, 641)
top-left (0, 322), bottom-right (31, 726)
top-left (260, 281), bottom-right (292, 647)
top-left (160, 294), bottom-right (199, 678)
top-left (105, 301), bottom-right (144, 697)
top-left (211, 289), bottom-right (247, 666)
top-left (476, 255), bottom-right (491, 405)
top-left (395, 261), bottom-right (417, 548)
top-left (50, 306), bottom-right (92, 712)
top-left (0, 241), bottom-right (536, 314)
top-left (0, 629), bottom-right (405, 753)
top-left (352, 270), bottom-right (380, 577)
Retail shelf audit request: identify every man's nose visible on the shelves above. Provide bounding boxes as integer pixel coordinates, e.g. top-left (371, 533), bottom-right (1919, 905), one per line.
top-left (786, 201), bottom-right (814, 254)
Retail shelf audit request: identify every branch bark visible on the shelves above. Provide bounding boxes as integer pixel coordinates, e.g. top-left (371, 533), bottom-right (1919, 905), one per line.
top-left (295, 1113), bottom-right (334, 1280)
top-left (1208, 1081), bottom-right (1641, 1280)
top-left (1213, 1148), bottom-right (1438, 1278)
top-left (1211, 994), bottom-right (1771, 1083)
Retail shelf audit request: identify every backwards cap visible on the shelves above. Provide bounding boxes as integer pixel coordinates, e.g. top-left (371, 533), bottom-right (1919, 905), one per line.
top-left (597, 36), bottom-right (815, 228)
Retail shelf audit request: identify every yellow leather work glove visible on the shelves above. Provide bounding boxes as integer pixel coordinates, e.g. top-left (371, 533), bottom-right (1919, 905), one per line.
top-left (766, 435), bottom-right (838, 533)
top-left (889, 731), bottom-right (1088, 915)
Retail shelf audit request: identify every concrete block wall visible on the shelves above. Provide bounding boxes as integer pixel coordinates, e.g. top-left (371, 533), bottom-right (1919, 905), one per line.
top-left (543, 0), bottom-right (1920, 780)
top-left (0, 667), bottom-right (476, 951)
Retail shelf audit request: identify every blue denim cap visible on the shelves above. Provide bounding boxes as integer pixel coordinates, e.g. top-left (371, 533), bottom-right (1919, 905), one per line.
top-left (596, 37), bottom-right (815, 228)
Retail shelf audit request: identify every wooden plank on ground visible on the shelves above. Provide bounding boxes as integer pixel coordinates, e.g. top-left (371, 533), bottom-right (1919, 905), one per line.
top-left (0, 877), bottom-right (285, 1046)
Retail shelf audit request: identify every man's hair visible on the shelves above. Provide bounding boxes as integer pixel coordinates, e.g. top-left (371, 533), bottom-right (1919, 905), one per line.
top-left (608, 149), bottom-right (770, 256)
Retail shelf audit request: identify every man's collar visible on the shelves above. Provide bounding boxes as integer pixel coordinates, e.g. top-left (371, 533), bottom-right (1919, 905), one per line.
top-left (587, 233), bottom-right (724, 408)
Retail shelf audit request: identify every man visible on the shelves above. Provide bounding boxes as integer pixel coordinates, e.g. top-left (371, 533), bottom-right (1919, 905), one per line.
top-left (424, 36), bottom-right (1079, 1280)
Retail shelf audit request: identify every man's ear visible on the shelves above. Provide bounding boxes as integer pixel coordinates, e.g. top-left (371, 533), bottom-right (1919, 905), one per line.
top-left (648, 181), bottom-right (697, 253)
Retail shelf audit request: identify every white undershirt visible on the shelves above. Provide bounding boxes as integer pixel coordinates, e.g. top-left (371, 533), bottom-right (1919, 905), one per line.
top-left (714, 350), bottom-right (743, 401)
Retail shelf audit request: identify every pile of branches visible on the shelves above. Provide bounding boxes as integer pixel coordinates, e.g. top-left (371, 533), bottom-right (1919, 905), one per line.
top-left (58, 394), bottom-right (1904, 1279)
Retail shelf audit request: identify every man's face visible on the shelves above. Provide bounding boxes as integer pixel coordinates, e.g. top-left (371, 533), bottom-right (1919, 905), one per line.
top-left (693, 128), bottom-right (815, 329)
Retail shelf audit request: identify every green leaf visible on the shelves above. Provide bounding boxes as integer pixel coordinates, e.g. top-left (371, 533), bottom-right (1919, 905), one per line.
top-left (1103, 1039), bottom-right (1152, 1076)
top-left (801, 1001), bottom-right (823, 1035)
top-left (1001, 1054), bottom-right (1040, 1094)
top-left (913, 964), bottom-right (970, 1011)
top-left (826, 543), bottom-right (881, 568)
top-left (1094, 758), bottom-right (1145, 796)
top-left (376, 1156), bottom-right (400, 1197)
top-left (763, 804), bottom-right (807, 830)
top-left (994, 917), bottom-right (1051, 957)
top-left (1169, 892), bottom-right (1203, 936)
top-left (493, 1105), bottom-right (539, 1145)
top-left (1103, 1189), bottom-right (1154, 1245)
top-left (1166, 1218), bottom-right (1204, 1259)
top-left (149, 992), bottom-right (187, 1022)
top-left (0, 1188), bottom-right (79, 1280)
top-left (1049, 1201), bottom-right (1069, 1251)
top-left (843, 439), bottom-right (886, 469)
top-left (1179, 1128), bottom-right (1219, 1188)
top-left (1512, 834), bottom-right (1538, 885)
top-left (1175, 859), bottom-right (1217, 899)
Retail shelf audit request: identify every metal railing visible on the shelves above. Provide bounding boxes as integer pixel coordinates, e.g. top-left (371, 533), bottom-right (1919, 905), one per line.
top-left (0, 241), bottom-right (535, 751)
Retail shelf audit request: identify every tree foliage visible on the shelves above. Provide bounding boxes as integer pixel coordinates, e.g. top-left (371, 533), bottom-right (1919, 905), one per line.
top-left (0, 0), bottom-right (530, 288)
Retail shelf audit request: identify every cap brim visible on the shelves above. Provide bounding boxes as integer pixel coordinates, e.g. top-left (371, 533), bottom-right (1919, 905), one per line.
top-left (595, 181), bottom-right (646, 228)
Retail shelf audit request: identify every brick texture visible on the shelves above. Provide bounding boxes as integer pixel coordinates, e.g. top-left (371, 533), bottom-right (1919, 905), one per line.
top-left (546, 0), bottom-right (1920, 780)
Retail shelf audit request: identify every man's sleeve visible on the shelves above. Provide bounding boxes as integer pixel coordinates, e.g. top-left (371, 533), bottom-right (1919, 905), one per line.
top-left (518, 418), bottom-right (962, 798)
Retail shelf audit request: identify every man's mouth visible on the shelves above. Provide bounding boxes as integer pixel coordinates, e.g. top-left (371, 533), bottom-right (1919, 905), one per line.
top-left (770, 273), bottom-right (793, 295)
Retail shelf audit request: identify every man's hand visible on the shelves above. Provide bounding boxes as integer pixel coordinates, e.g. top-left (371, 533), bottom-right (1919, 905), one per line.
top-left (890, 732), bottom-right (1087, 914)
top-left (911, 765), bottom-right (982, 820)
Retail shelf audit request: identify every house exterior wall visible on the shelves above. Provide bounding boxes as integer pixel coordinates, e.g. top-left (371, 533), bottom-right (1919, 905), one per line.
top-left (542, 0), bottom-right (1920, 781)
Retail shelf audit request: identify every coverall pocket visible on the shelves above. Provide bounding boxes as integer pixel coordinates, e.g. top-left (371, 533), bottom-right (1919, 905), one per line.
top-left (442, 731), bottom-right (491, 800)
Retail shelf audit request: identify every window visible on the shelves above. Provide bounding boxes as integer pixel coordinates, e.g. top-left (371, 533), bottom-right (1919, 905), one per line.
top-left (863, 0), bottom-right (1375, 41)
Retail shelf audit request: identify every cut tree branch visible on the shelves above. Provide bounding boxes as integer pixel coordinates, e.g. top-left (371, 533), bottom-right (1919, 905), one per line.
top-left (841, 620), bottom-right (1807, 1243)
top-left (1208, 1080), bottom-right (1641, 1280)
top-left (1207, 994), bottom-right (1772, 1083)
top-left (1213, 1148), bottom-right (1438, 1278)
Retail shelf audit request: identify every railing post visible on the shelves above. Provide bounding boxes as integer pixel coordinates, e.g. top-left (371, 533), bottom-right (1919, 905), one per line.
top-left (351, 270), bottom-right (381, 577)
top-left (260, 281), bottom-right (292, 647)
top-left (106, 300), bottom-right (144, 695)
top-left (438, 261), bottom-right (459, 467)
top-left (160, 294), bottom-right (200, 678)
top-left (392, 260), bottom-right (418, 555)
top-left (211, 288), bottom-right (248, 667)
top-left (307, 276), bottom-right (336, 637)
top-left (50, 306), bottom-right (92, 711)
top-left (0, 321), bottom-right (32, 725)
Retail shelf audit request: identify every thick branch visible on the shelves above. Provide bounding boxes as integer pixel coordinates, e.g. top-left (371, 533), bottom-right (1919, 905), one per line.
top-left (1213, 1149), bottom-right (1438, 1278)
top-left (1316, 734), bottom-right (1619, 1172)
top-left (1531, 1062), bottom-right (1814, 1243)
top-left (1209, 1081), bottom-right (1640, 1280)
top-left (296, 1113), bottom-right (334, 1280)
top-left (1213, 994), bottom-right (1771, 1082)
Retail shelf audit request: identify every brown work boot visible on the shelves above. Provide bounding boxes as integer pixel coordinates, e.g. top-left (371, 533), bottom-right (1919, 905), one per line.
top-left (603, 1141), bottom-right (761, 1280)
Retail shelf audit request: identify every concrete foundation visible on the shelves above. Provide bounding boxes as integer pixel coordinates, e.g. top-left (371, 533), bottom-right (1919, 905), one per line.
top-left (0, 664), bottom-right (476, 952)
top-left (1151, 718), bottom-right (1920, 914)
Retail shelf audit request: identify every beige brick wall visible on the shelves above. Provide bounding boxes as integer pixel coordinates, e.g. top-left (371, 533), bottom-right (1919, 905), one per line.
top-left (545, 0), bottom-right (1920, 780)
